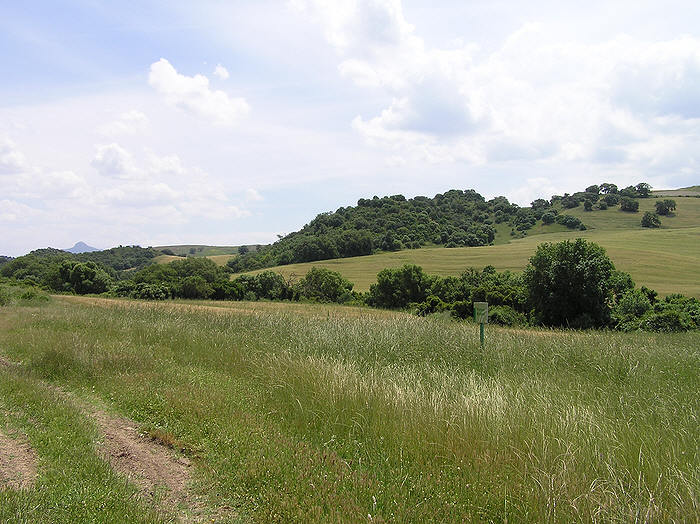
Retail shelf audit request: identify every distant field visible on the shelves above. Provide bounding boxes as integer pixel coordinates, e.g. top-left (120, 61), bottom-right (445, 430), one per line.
top-left (155, 244), bottom-right (240, 256)
top-left (153, 253), bottom-right (236, 266)
top-left (0, 296), bottom-right (697, 522)
top-left (654, 185), bottom-right (700, 197)
top-left (244, 226), bottom-right (700, 296)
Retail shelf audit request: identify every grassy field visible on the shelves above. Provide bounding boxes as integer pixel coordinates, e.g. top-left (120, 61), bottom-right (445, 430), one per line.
top-left (242, 197), bottom-right (700, 297)
top-left (0, 296), bottom-right (697, 522)
top-left (155, 245), bottom-right (241, 257)
top-left (153, 253), bottom-right (235, 266)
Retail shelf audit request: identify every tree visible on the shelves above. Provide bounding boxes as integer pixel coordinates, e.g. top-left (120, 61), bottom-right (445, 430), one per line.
top-left (585, 185), bottom-right (600, 194)
top-left (641, 212), bottom-right (661, 228)
top-left (620, 197), bottom-right (639, 212)
top-left (523, 239), bottom-right (617, 328)
top-left (655, 199), bottom-right (676, 216)
top-left (238, 245), bottom-right (249, 255)
top-left (295, 267), bottom-right (353, 302)
top-left (368, 264), bottom-right (434, 309)
top-left (583, 200), bottom-right (593, 211)
top-left (599, 183), bottom-right (618, 194)
top-left (635, 182), bottom-right (652, 198)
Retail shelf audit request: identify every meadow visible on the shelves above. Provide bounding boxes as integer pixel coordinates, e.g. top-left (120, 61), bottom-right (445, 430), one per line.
top-left (1, 295), bottom-right (697, 522)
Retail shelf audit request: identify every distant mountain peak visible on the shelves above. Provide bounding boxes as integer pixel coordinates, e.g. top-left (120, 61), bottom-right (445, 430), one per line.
top-left (65, 241), bottom-right (99, 254)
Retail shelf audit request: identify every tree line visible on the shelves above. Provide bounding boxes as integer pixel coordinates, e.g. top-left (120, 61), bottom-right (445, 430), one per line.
top-left (2, 238), bottom-right (697, 333)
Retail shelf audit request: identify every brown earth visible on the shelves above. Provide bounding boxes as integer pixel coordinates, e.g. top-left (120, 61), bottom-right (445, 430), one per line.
top-left (91, 409), bottom-right (206, 521)
top-left (0, 429), bottom-right (38, 490)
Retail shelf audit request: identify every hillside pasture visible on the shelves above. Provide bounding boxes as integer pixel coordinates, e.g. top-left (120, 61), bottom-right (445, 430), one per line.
top-left (243, 226), bottom-right (700, 297)
top-left (0, 296), bottom-right (697, 522)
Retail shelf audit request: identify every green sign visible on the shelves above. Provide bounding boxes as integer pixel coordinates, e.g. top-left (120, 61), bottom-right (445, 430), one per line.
top-left (474, 302), bottom-right (488, 324)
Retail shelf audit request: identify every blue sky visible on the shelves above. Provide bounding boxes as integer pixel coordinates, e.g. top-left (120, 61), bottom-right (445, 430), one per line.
top-left (1, 0), bottom-right (699, 256)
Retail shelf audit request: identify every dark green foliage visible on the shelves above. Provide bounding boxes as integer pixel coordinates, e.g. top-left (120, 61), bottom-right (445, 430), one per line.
top-left (46, 259), bottom-right (113, 294)
top-left (585, 185), bottom-right (600, 194)
top-left (488, 305), bottom-right (526, 326)
top-left (0, 255), bottom-right (12, 268)
top-left (555, 214), bottom-right (584, 229)
top-left (603, 193), bottom-right (620, 206)
top-left (635, 182), bottom-right (652, 198)
top-left (76, 245), bottom-right (159, 271)
top-left (620, 197), bottom-right (639, 212)
top-left (541, 211), bottom-right (557, 224)
top-left (583, 200), bottom-right (593, 211)
top-left (655, 199), bottom-right (676, 215)
top-left (294, 267), bottom-right (353, 303)
top-left (228, 189), bottom-right (501, 272)
top-left (523, 239), bottom-right (617, 328)
top-left (598, 201), bottom-right (608, 210)
top-left (599, 183), bottom-right (618, 194)
top-left (641, 212), bottom-right (661, 228)
top-left (368, 264), bottom-right (435, 309)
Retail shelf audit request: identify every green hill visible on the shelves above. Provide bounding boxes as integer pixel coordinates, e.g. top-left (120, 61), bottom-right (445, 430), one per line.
top-left (244, 196), bottom-right (700, 297)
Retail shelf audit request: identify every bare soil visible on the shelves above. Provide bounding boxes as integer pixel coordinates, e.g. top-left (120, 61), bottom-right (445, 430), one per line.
top-left (92, 409), bottom-right (202, 519)
top-left (0, 429), bottom-right (38, 490)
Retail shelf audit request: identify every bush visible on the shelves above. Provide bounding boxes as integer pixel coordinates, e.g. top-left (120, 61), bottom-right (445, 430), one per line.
top-left (295, 267), bottom-right (353, 303)
top-left (642, 310), bottom-right (692, 332)
top-left (488, 305), bottom-right (526, 326)
top-left (598, 201), bottom-right (608, 210)
top-left (131, 282), bottom-right (170, 300)
top-left (368, 264), bottom-right (434, 309)
top-left (655, 199), bottom-right (676, 215)
top-left (620, 197), bottom-right (639, 212)
top-left (641, 212), bottom-right (661, 228)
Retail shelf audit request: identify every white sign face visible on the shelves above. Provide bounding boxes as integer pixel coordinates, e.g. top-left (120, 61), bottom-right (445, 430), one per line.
top-left (474, 302), bottom-right (488, 324)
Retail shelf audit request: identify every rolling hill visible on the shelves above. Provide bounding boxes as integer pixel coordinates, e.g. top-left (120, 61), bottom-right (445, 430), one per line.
top-left (240, 195), bottom-right (700, 297)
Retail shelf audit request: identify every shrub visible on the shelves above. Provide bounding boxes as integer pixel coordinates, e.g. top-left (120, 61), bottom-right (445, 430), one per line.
top-left (488, 305), bottom-right (526, 326)
top-left (295, 267), bottom-right (353, 303)
top-left (655, 199), bottom-right (676, 215)
top-left (641, 212), bottom-right (661, 228)
top-left (598, 201), bottom-right (608, 210)
top-left (620, 197), bottom-right (639, 212)
top-left (368, 264), bottom-right (434, 309)
top-left (642, 310), bottom-right (692, 332)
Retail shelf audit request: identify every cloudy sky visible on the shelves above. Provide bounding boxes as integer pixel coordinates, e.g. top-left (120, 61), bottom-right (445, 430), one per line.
top-left (2, 0), bottom-right (699, 256)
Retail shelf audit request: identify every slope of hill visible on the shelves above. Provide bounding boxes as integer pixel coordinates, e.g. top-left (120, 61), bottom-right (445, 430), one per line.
top-left (244, 196), bottom-right (700, 297)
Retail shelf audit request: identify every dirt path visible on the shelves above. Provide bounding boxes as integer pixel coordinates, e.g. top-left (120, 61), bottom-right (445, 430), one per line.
top-left (0, 429), bottom-right (38, 490)
top-left (91, 409), bottom-right (207, 521)
top-left (0, 352), bottom-right (223, 521)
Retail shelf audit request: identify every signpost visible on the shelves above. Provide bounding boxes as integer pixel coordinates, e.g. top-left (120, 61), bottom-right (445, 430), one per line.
top-left (474, 301), bottom-right (488, 348)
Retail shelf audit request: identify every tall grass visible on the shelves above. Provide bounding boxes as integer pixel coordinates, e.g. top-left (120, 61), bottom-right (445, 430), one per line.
top-left (1, 297), bottom-right (698, 522)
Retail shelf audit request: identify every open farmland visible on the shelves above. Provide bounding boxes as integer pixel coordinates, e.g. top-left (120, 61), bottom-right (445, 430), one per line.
top-left (1, 296), bottom-right (697, 522)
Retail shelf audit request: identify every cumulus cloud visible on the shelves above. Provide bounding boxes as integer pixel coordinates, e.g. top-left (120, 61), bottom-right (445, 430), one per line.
top-left (245, 188), bottom-right (263, 202)
top-left (98, 110), bottom-right (149, 137)
top-left (148, 58), bottom-right (249, 125)
top-left (91, 143), bottom-right (136, 178)
top-left (213, 64), bottom-right (230, 79)
top-left (294, 0), bottom-right (700, 176)
top-left (0, 138), bottom-right (28, 175)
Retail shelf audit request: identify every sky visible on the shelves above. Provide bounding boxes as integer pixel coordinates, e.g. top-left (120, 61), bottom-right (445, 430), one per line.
top-left (1, 0), bottom-right (699, 256)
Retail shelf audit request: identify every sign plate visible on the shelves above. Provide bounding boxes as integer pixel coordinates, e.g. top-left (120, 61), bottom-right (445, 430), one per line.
top-left (474, 302), bottom-right (488, 324)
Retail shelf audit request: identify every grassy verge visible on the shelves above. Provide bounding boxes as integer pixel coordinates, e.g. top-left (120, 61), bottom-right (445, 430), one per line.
top-left (1, 297), bottom-right (698, 521)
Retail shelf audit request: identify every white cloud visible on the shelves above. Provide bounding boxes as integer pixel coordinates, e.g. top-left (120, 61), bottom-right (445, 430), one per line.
top-left (98, 110), bottom-right (149, 137)
top-left (0, 138), bottom-right (28, 175)
top-left (295, 1), bottom-right (700, 177)
top-left (213, 64), bottom-right (230, 80)
top-left (148, 58), bottom-right (249, 125)
top-left (245, 188), bottom-right (263, 202)
top-left (91, 143), bottom-right (136, 178)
